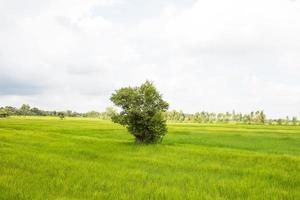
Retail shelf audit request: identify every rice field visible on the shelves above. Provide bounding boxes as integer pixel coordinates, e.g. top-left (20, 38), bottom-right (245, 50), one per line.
top-left (0, 117), bottom-right (299, 200)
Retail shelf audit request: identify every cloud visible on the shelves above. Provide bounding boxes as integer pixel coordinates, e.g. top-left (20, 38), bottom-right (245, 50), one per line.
top-left (0, 77), bottom-right (43, 95)
top-left (0, 0), bottom-right (299, 118)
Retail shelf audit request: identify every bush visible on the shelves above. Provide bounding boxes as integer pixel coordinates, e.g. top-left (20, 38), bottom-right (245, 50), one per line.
top-left (110, 81), bottom-right (169, 144)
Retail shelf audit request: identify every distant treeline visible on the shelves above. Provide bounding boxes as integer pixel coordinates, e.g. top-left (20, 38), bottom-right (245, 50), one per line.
top-left (0, 104), bottom-right (115, 120)
top-left (0, 104), bottom-right (299, 125)
top-left (165, 110), bottom-right (299, 125)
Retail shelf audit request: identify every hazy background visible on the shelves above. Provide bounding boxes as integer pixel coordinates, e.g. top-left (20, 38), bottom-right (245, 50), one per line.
top-left (0, 0), bottom-right (299, 118)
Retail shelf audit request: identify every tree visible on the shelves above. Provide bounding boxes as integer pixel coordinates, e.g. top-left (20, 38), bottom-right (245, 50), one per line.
top-left (31, 107), bottom-right (44, 116)
top-left (0, 108), bottom-right (9, 118)
top-left (258, 111), bottom-right (266, 124)
top-left (277, 119), bottom-right (283, 125)
top-left (57, 112), bottom-right (65, 120)
top-left (105, 107), bottom-right (117, 120)
top-left (285, 116), bottom-right (290, 125)
top-left (292, 117), bottom-right (298, 125)
top-left (19, 104), bottom-right (31, 115)
top-left (85, 111), bottom-right (101, 118)
top-left (110, 81), bottom-right (169, 144)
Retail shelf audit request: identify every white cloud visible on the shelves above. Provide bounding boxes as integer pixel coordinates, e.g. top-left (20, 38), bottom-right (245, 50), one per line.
top-left (0, 0), bottom-right (299, 118)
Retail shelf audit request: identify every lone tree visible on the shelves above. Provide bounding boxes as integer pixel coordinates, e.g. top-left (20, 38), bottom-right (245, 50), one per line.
top-left (110, 81), bottom-right (169, 144)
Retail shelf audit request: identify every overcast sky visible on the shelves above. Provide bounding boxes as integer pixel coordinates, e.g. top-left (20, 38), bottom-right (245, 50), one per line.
top-left (0, 0), bottom-right (300, 118)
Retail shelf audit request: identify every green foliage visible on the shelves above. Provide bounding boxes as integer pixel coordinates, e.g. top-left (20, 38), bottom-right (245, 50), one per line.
top-left (110, 81), bottom-right (169, 143)
top-left (85, 111), bottom-right (101, 118)
top-left (19, 104), bottom-right (31, 115)
top-left (0, 104), bottom-right (298, 125)
top-left (292, 117), bottom-right (298, 125)
top-left (105, 107), bottom-right (117, 119)
top-left (0, 109), bottom-right (9, 118)
top-left (84, 107), bottom-right (116, 119)
top-left (166, 110), bottom-right (274, 124)
top-left (57, 112), bottom-right (65, 120)
top-left (0, 104), bottom-right (115, 119)
top-left (0, 117), bottom-right (299, 200)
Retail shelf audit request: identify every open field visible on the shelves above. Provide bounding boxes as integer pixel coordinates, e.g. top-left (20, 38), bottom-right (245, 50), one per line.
top-left (0, 117), bottom-right (299, 200)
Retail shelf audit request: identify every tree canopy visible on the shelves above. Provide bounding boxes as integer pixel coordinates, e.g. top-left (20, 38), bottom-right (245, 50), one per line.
top-left (110, 81), bottom-right (169, 144)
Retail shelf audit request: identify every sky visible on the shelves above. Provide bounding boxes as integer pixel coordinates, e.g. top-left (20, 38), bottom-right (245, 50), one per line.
top-left (0, 0), bottom-right (300, 118)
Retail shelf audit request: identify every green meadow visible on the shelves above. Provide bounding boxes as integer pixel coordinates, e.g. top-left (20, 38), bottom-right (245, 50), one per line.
top-left (0, 117), bottom-right (299, 200)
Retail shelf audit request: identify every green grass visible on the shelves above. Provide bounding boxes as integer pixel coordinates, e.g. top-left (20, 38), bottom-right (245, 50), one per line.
top-left (0, 117), bottom-right (299, 200)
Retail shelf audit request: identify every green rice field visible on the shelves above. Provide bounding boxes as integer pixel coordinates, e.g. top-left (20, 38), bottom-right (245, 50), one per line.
top-left (0, 117), bottom-right (299, 199)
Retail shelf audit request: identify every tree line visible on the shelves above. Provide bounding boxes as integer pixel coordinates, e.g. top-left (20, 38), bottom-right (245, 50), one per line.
top-left (0, 104), bottom-right (299, 125)
top-left (0, 104), bottom-right (115, 120)
top-left (165, 110), bottom-right (299, 125)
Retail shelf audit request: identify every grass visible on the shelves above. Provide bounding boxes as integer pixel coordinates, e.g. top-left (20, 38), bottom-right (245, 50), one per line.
top-left (0, 116), bottom-right (299, 200)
